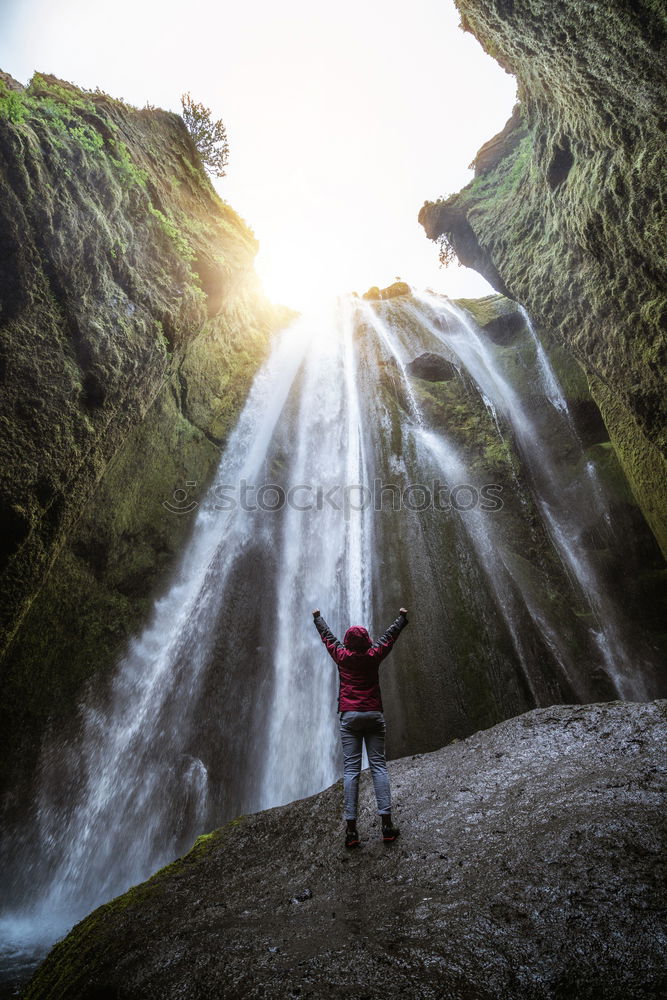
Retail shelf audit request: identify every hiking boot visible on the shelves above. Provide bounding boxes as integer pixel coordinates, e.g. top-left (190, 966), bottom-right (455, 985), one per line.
top-left (382, 824), bottom-right (400, 843)
top-left (345, 828), bottom-right (361, 849)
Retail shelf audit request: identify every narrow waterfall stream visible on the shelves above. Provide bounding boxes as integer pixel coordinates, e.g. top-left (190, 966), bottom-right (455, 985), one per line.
top-left (1, 293), bottom-right (661, 984)
top-left (259, 298), bottom-right (374, 808)
top-left (408, 291), bottom-right (655, 699)
top-left (359, 302), bottom-right (563, 706)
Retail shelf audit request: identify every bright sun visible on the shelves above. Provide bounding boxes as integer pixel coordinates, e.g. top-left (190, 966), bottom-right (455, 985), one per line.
top-left (255, 241), bottom-right (356, 312)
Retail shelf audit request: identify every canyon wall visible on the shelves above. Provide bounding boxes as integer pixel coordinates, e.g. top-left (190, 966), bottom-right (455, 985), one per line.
top-left (0, 72), bottom-right (288, 795)
top-left (419, 0), bottom-right (667, 557)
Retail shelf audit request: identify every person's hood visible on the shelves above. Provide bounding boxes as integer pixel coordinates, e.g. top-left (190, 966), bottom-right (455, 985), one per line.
top-left (343, 625), bottom-right (372, 652)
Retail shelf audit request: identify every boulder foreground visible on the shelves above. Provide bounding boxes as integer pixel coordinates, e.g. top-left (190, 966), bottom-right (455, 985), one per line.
top-left (26, 701), bottom-right (666, 999)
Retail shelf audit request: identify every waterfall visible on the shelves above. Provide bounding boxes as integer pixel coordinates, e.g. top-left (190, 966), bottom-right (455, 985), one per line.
top-left (408, 291), bottom-right (653, 700)
top-left (1, 315), bottom-right (318, 961)
top-left (259, 297), bottom-right (373, 807)
top-left (1, 293), bottom-right (660, 985)
top-left (358, 301), bottom-right (578, 705)
top-left (0, 299), bottom-right (416, 969)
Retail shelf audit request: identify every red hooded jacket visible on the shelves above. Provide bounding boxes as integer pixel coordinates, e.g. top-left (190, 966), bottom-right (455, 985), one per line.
top-left (313, 612), bottom-right (408, 712)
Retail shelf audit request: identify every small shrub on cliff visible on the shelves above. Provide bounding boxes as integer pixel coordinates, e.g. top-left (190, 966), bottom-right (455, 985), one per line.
top-left (148, 205), bottom-right (195, 262)
top-left (180, 93), bottom-right (229, 178)
top-left (0, 88), bottom-right (28, 123)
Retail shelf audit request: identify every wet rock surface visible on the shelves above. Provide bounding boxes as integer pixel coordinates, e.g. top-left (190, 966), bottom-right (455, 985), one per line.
top-left (363, 281), bottom-right (411, 300)
top-left (26, 701), bottom-right (667, 999)
top-left (406, 352), bottom-right (457, 381)
top-left (479, 309), bottom-right (526, 346)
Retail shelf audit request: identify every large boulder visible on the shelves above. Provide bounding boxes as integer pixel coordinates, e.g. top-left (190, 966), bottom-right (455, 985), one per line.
top-left (25, 700), bottom-right (667, 1000)
top-left (363, 281), bottom-right (411, 300)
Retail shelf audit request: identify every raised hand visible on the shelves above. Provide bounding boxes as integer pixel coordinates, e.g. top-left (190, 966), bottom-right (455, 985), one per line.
top-left (399, 607), bottom-right (408, 615)
top-left (312, 608), bottom-right (321, 616)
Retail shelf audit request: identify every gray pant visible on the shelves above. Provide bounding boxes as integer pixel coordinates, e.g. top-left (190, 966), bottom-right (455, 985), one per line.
top-left (339, 710), bottom-right (391, 820)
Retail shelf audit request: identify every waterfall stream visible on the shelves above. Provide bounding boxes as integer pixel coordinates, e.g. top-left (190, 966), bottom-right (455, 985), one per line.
top-left (408, 291), bottom-right (653, 699)
top-left (1, 293), bottom-right (661, 985)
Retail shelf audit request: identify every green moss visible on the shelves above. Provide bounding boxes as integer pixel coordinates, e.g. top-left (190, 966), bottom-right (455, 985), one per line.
top-left (468, 127), bottom-right (535, 200)
top-left (109, 139), bottom-right (149, 188)
top-left (0, 88), bottom-right (28, 123)
top-left (588, 373), bottom-right (667, 558)
top-left (0, 80), bottom-right (107, 161)
top-left (149, 205), bottom-right (195, 261)
top-left (452, 293), bottom-right (516, 328)
top-left (410, 376), bottom-right (519, 482)
top-left (22, 816), bottom-right (244, 1000)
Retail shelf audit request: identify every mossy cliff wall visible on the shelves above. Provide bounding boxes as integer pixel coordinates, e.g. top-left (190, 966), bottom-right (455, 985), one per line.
top-left (0, 72), bottom-right (287, 795)
top-left (418, 0), bottom-right (667, 556)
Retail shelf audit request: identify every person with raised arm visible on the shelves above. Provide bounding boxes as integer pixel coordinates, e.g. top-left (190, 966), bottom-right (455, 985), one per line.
top-left (312, 606), bottom-right (409, 848)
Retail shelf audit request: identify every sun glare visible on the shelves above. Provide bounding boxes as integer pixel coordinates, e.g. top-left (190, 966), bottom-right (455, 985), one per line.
top-left (255, 242), bottom-right (359, 312)
top-left (256, 245), bottom-right (325, 311)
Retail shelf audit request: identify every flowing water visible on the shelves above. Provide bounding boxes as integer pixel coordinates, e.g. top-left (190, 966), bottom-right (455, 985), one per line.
top-left (1, 293), bottom-right (662, 992)
top-left (408, 291), bottom-right (654, 699)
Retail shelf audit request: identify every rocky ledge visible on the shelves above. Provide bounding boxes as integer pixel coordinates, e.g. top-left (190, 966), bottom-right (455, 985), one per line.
top-left (25, 700), bottom-right (666, 999)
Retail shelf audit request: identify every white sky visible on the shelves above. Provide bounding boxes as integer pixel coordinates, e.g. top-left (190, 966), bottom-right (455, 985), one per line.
top-left (1, 0), bottom-right (517, 308)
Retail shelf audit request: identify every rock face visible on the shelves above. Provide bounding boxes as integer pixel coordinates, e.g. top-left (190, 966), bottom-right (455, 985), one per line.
top-left (0, 73), bottom-right (288, 795)
top-left (452, 294), bottom-right (531, 346)
top-left (25, 700), bottom-right (667, 1000)
top-left (418, 1), bottom-right (667, 557)
top-left (471, 102), bottom-right (522, 175)
top-left (405, 351), bottom-right (457, 381)
top-left (363, 280), bottom-right (411, 300)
